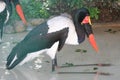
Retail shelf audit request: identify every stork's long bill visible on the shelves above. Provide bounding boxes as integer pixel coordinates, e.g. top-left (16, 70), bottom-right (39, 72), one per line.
top-left (16, 4), bottom-right (27, 24)
top-left (82, 16), bottom-right (99, 52)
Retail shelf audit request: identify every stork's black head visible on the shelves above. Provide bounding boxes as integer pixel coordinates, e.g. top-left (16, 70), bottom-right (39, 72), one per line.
top-left (72, 8), bottom-right (99, 52)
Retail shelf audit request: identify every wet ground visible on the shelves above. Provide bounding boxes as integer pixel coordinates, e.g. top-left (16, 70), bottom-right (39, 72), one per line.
top-left (0, 26), bottom-right (120, 80)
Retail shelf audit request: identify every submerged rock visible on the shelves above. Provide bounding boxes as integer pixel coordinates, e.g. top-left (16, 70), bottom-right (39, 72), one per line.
top-left (29, 18), bottom-right (45, 26)
top-left (14, 21), bottom-right (26, 33)
top-left (4, 18), bottom-right (45, 33)
top-left (4, 25), bottom-right (15, 34)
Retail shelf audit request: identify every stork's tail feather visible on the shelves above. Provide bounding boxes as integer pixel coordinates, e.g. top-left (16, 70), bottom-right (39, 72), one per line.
top-left (6, 57), bottom-right (23, 70)
top-left (6, 51), bottom-right (17, 69)
top-left (6, 46), bottom-right (26, 70)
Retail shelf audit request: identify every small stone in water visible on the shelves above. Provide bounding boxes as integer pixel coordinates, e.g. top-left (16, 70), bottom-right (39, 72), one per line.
top-left (5, 70), bottom-right (10, 75)
top-left (93, 67), bottom-right (98, 70)
top-left (34, 64), bottom-right (42, 69)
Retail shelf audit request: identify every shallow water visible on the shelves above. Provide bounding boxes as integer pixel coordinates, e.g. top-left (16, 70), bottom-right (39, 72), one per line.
top-left (0, 26), bottom-right (120, 80)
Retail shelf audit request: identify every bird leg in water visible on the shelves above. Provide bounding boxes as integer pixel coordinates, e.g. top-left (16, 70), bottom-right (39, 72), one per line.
top-left (0, 29), bottom-right (3, 44)
top-left (52, 55), bottom-right (57, 72)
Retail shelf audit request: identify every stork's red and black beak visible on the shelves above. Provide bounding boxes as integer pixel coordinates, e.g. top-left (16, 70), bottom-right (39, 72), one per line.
top-left (16, 4), bottom-right (27, 24)
top-left (82, 16), bottom-right (99, 52)
top-left (13, 1), bottom-right (27, 24)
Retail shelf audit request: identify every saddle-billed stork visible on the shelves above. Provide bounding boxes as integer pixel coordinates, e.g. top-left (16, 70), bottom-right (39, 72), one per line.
top-left (0, 0), bottom-right (27, 43)
top-left (6, 8), bottom-right (99, 71)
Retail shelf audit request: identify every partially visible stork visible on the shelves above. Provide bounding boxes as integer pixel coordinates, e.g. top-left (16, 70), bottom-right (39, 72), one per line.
top-left (0, 0), bottom-right (27, 43)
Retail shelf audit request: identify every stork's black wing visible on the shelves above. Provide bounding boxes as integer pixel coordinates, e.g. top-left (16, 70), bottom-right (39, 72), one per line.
top-left (24, 22), bottom-right (49, 41)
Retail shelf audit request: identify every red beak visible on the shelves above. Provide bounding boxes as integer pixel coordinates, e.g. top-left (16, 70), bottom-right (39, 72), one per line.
top-left (16, 4), bottom-right (27, 25)
top-left (82, 16), bottom-right (99, 52)
top-left (88, 34), bottom-right (99, 52)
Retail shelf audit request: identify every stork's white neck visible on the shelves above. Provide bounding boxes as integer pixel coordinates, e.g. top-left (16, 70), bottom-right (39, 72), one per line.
top-left (0, 1), bottom-right (6, 13)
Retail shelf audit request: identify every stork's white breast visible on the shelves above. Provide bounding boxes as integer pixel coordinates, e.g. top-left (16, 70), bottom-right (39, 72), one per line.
top-left (47, 15), bottom-right (79, 45)
top-left (0, 1), bottom-right (6, 13)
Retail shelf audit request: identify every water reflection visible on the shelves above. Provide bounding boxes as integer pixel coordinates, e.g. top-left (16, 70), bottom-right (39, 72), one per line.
top-left (0, 27), bottom-right (120, 80)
